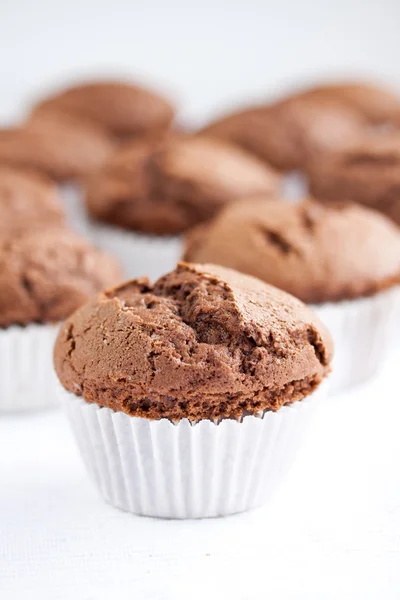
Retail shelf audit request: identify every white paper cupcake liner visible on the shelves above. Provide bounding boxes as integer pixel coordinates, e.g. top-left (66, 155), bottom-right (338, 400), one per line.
top-left (0, 323), bottom-right (60, 412)
top-left (60, 184), bottom-right (92, 237)
top-left (312, 285), bottom-right (400, 395)
top-left (60, 384), bottom-right (326, 519)
top-left (88, 223), bottom-right (183, 281)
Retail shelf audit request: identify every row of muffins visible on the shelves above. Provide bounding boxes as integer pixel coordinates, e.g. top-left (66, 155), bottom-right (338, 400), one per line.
top-left (0, 163), bottom-right (335, 515)
top-left (1, 77), bottom-right (400, 402)
top-left (2, 78), bottom-right (400, 232)
top-left (1, 77), bottom-right (400, 518)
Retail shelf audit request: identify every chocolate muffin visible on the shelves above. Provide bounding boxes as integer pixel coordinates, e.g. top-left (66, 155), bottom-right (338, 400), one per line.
top-left (55, 262), bottom-right (332, 517)
top-left (85, 135), bottom-right (279, 235)
top-left (0, 113), bottom-right (115, 181)
top-left (0, 166), bottom-right (65, 236)
top-left (299, 82), bottom-right (400, 124)
top-left (183, 198), bottom-right (400, 304)
top-left (0, 228), bottom-right (122, 327)
top-left (183, 199), bottom-right (400, 393)
top-left (308, 135), bottom-right (400, 225)
top-left (200, 100), bottom-right (365, 172)
top-left (55, 262), bottom-right (332, 421)
top-left (200, 82), bottom-right (400, 171)
top-left (32, 80), bottom-right (175, 140)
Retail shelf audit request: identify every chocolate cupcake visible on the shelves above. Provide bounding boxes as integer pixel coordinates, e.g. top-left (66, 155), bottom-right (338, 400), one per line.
top-left (200, 81), bottom-right (400, 172)
top-left (308, 135), bottom-right (400, 226)
top-left (0, 113), bottom-right (115, 182)
top-left (31, 80), bottom-right (175, 140)
top-left (85, 135), bottom-right (279, 279)
top-left (0, 229), bottom-right (122, 411)
top-left (299, 82), bottom-right (400, 124)
top-left (55, 262), bottom-right (332, 518)
top-left (0, 166), bottom-right (65, 236)
top-left (200, 100), bottom-right (364, 172)
top-left (184, 198), bottom-right (400, 393)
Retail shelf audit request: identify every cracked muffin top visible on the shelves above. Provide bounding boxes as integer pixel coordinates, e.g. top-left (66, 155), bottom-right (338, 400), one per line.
top-left (308, 134), bottom-right (400, 226)
top-left (54, 262), bottom-right (332, 421)
top-left (31, 80), bottom-right (175, 139)
top-left (85, 135), bottom-right (279, 234)
top-left (0, 112), bottom-right (115, 181)
top-left (0, 229), bottom-right (122, 327)
top-left (183, 198), bottom-right (400, 304)
top-left (0, 166), bottom-right (65, 236)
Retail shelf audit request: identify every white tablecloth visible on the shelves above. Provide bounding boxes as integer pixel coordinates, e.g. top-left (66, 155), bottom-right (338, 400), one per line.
top-left (1, 352), bottom-right (400, 600)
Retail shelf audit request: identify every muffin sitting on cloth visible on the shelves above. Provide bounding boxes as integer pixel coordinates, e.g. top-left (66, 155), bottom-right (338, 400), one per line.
top-left (184, 198), bottom-right (400, 393)
top-left (84, 135), bottom-right (279, 279)
top-left (0, 166), bottom-right (65, 235)
top-left (55, 262), bottom-right (332, 518)
top-left (31, 80), bottom-right (175, 141)
top-left (0, 228), bottom-right (122, 411)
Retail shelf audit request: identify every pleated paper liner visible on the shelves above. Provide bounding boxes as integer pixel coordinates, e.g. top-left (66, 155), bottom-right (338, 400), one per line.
top-left (0, 323), bottom-right (59, 412)
top-left (312, 285), bottom-right (400, 395)
top-left (60, 384), bottom-right (327, 519)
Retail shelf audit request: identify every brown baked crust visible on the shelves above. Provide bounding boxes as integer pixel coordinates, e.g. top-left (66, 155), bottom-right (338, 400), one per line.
top-left (32, 81), bottom-right (175, 138)
top-left (0, 229), bottom-right (122, 327)
top-left (298, 82), bottom-right (400, 124)
top-left (199, 81), bottom-right (400, 171)
top-left (85, 135), bottom-right (280, 234)
top-left (0, 166), bottom-right (65, 235)
top-left (0, 113), bottom-right (115, 181)
top-left (308, 135), bottom-right (400, 226)
top-left (183, 198), bottom-right (400, 304)
top-left (199, 98), bottom-right (365, 171)
top-left (54, 262), bottom-right (332, 421)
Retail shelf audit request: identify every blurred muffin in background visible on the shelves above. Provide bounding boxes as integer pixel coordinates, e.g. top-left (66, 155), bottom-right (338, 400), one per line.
top-left (183, 197), bottom-right (400, 393)
top-left (184, 197), bottom-right (400, 302)
top-left (199, 81), bottom-right (400, 171)
top-left (0, 228), bottom-right (122, 327)
top-left (0, 112), bottom-right (115, 181)
top-left (298, 82), bottom-right (400, 125)
top-left (308, 134), bottom-right (400, 226)
top-left (31, 80), bottom-right (175, 141)
top-left (0, 228), bottom-right (122, 412)
top-left (0, 166), bottom-right (65, 236)
top-left (84, 135), bottom-right (279, 279)
top-left (86, 135), bottom-right (279, 234)
top-left (200, 100), bottom-right (365, 171)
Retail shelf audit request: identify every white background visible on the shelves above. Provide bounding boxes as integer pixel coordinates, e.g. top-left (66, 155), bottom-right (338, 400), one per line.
top-left (1, 0), bottom-right (400, 127)
top-left (1, 1), bottom-right (400, 598)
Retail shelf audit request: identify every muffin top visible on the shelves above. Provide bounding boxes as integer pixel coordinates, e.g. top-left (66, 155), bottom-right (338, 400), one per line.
top-left (0, 229), bottom-right (122, 327)
top-left (0, 113), bottom-right (115, 181)
top-left (85, 135), bottom-right (279, 234)
top-left (32, 80), bottom-right (175, 139)
top-left (183, 198), bottom-right (400, 303)
top-left (308, 134), bottom-right (400, 225)
top-left (200, 98), bottom-right (365, 171)
top-left (0, 166), bottom-right (65, 236)
top-left (299, 82), bottom-right (400, 124)
top-left (54, 262), bottom-right (332, 421)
